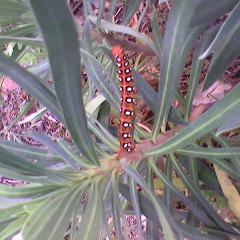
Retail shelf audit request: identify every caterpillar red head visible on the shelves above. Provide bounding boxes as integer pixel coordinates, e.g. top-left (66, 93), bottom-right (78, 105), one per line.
top-left (112, 45), bottom-right (136, 157)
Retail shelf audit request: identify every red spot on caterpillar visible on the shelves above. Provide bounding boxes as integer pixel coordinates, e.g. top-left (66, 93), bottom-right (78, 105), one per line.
top-left (112, 45), bottom-right (136, 159)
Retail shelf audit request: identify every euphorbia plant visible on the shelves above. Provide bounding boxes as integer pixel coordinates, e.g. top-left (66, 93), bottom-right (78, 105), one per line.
top-left (0, 0), bottom-right (240, 239)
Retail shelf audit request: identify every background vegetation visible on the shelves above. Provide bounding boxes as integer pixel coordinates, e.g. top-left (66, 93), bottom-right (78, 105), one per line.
top-left (0, 0), bottom-right (240, 239)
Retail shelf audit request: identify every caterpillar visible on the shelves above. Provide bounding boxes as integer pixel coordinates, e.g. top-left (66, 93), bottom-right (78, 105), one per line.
top-left (112, 45), bottom-right (136, 157)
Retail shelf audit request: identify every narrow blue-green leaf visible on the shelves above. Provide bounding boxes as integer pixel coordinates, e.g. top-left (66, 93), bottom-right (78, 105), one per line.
top-left (97, 0), bottom-right (106, 27)
top-left (123, 0), bottom-right (141, 25)
top-left (151, 9), bottom-right (163, 57)
top-left (136, 1), bottom-right (149, 31)
top-left (82, 22), bottom-right (119, 109)
top-left (30, 0), bottom-right (99, 165)
top-left (164, 158), bottom-right (173, 212)
top-left (29, 133), bottom-right (91, 169)
top-left (88, 15), bottom-right (157, 54)
top-left (191, 0), bottom-right (239, 27)
top-left (133, 70), bottom-right (187, 125)
top-left (0, 138), bottom-right (59, 162)
top-left (34, 185), bottom-right (84, 240)
top-left (87, 113), bottom-right (119, 151)
top-left (121, 161), bottom-right (176, 240)
top-left (0, 36), bottom-right (43, 46)
top-left (208, 157), bottom-right (240, 181)
top-left (83, 0), bottom-right (94, 17)
top-left (197, 161), bottom-right (221, 192)
top-left (107, 0), bottom-right (117, 21)
top-left (130, 178), bottom-right (142, 239)
top-left (0, 24), bottom-right (36, 37)
top-left (111, 177), bottom-right (122, 240)
top-left (170, 153), bottom-right (235, 233)
top-left (145, 84), bottom-right (240, 157)
top-left (77, 181), bottom-right (103, 240)
top-left (149, 159), bottom-right (214, 226)
top-left (202, 2), bottom-right (240, 90)
top-left (216, 112), bottom-right (240, 136)
top-left (22, 196), bottom-right (62, 239)
top-left (176, 146), bottom-right (240, 159)
top-left (213, 135), bottom-right (240, 176)
top-left (119, 183), bottom-right (218, 239)
top-left (185, 27), bottom-right (218, 120)
top-left (0, 53), bottom-right (63, 122)
top-left (152, 0), bottom-right (201, 141)
top-left (0, 146), bottom-right (60, 181)
top-left (0, 214), bottom-right (27, 240)
top-left (0, 184), bottom-right (64, 199)
top-left (0, 0), bottom-right (27, 12)
top-left (146, 220), bottom-right (159, 240)
top-left (0, 0), bottom-right (28, 24)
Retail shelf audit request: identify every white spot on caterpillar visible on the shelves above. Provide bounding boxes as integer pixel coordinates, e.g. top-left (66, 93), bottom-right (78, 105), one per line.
top-left (126, 98), bottom-right (133, 103)
top-left (123, 133), bottom-right (128, 138)
top-left (125, 69), bottom-right (130, 74)
top-left (125, 110), bottom-right (131, 116)
top-left (126, 87), bottom-right (133, 92)
top-left (123, 143), bottom-right (128, 148)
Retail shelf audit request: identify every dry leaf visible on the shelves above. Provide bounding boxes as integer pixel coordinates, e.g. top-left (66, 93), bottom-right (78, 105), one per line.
top-left (193, 81), bottom-right (231, 106)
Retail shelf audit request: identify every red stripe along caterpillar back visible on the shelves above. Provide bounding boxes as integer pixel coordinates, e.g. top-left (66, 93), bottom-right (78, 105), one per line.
top-left (112, 45), bottom-right (136, 158)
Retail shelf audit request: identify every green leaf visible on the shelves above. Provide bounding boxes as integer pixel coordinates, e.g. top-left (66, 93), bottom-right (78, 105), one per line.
top-left (111, 176), bottom-right (123, 240)
top-left (77, 181), bottom-right (103, 240)
top-left (0, 0), bottom-right (28, 24)
top-left (30, 133), bottom-right (88, 169)
top-left (133, 70), bottom-right (187, 125)
top-left (202, 2), bottom-right (240, 90)
top-left (0, 138), bottom-right (60, 163)
top-left (170, 154), bottom-right (235, 233)
top-left (176, 146), bottom-right (240, 159)
top-left (130, 178), bottom-right (142, 239)
top-left (149, 160), bottom-right (214, 226)
top-left (191, 0), bottom-right (239, 27)
top-left (107, 0), bottom-right (117, 21)
top-left (0, 146), bottom-right (60, 181)
top-left (0, 214), bottom-right (27, 240)
top-left (151, 9), bottom-right (163, 57)
top-left (0, 24), bottom-right (36, 37)
top-left (121, 161), bottom-right (176, 240)
top-left (87, 113), bottom-right (119, 151)
top-left (0, 36), bottom-right (43, 47)
top-left (30, 0), bottom-right (99, 165)
top-left (81, 22), bottom-right (119, 109)
top-left (152, 0), bottom-right (201, 141)
top-left (145, 84), bottom-right (240, 157)
top-left (97, 0), bottom-right (106, 27)
top-left (34, 185), bottom-right (83, 240)
top-left (0, 184), bottom-right (64, 199)
top-left (0, 53), bottom-right (63, 122)
top-left (88, 15), bottom-right (157, 54)
top-left (146, 220), bottom-right (159, 240)
top-left (119, 183), bottom-right (219, 239)
top-left (185, 27), bottom-right (218, 120)
top-left (213, 135), bottom-right (240, 176)
top-left (123, 0), bottom-right (141, 25)
top-left (216, 112), bottom-right (240, 135)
